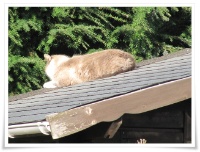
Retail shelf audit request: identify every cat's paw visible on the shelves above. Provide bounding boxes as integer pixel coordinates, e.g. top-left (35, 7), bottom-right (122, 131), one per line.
top-left (43, 81), bottom-right (57, 88)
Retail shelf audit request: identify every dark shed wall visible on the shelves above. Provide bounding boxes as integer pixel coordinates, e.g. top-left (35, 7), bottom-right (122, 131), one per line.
top-left (118, 99), bottom-right (191, 143)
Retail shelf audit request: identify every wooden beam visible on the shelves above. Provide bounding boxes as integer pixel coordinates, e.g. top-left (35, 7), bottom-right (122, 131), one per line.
top-left (46, 77), bottom-right (191, 139)
top-left (104, 118), bottom-right (122, 139)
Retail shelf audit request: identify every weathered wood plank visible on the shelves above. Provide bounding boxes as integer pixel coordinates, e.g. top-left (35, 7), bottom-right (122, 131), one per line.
top-left (46, 77), bottom-right (191, 139)
top-left (104, 118), bottom-right (122, 139)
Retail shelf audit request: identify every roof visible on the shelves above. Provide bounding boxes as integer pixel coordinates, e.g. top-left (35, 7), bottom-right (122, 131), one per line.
top-left (8, 49), bottom-right (191, 139)
top-left (9, 49), bottom-right (191, 125)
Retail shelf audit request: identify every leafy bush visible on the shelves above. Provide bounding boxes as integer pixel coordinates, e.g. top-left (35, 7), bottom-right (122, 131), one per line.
top-left (8, 55), bottom-right (48, 96)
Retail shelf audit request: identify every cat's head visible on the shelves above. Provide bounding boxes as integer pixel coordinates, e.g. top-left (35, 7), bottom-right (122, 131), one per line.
top-left (44, 54), bottom-right (70, 79)
top-left (44, 54), bottom-right (70, 66)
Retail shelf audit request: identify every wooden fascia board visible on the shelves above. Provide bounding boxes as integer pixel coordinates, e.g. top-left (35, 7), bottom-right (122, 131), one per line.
top-left (46, 77), bottom-right (191, 139)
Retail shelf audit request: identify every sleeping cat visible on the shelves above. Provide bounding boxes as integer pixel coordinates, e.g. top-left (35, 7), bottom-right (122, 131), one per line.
top-left (43, 49), bottom-right (135, 88)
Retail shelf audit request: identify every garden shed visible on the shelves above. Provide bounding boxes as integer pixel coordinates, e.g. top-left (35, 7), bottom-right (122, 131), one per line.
top-left (8, 48), bottom-right (192, 143)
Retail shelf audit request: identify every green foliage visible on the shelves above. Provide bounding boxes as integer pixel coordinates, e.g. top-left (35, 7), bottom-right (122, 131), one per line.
top-left (107, 7), bottom-right (191, 61)
top-left (38, 7), bottom-right (131, 55)
top-left (8, 7), bottom-right (191, 96)
top-left (38, 24), bottom-right (107, 54)
top-left (107, 7), bottom-right (155, 61)
top-left (8, 55), bottom-right (48, 96)
top-left (8, 7), bottom-right (46, 56)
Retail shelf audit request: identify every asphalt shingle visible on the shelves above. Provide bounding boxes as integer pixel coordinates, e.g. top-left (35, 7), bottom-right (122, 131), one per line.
top-left (8, 50), bottom-right (191, 125)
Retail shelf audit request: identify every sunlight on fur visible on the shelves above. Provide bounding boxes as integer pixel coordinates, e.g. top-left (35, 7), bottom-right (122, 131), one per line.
top-left (43, 49), bottom-right (135, 88)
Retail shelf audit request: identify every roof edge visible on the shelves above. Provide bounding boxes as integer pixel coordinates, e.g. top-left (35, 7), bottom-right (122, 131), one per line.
top-left (46, 77), bottom-right (191, 139)
top-left (136, 48), bottom-right (191, 67)
top-left (8, 121), bottom-right (51, 138)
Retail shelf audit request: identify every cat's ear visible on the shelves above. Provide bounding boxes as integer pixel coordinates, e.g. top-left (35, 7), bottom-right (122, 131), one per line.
top-left (44, 54), bottom-right (51, 62)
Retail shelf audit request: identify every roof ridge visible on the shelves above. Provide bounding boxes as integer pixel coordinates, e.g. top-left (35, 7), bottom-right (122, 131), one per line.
top-left (136, 48), bottom-right (191, 68)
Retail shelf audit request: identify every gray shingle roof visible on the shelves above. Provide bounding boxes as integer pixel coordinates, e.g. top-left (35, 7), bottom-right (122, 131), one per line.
top-left (8, 49), bottom-right (191, 125)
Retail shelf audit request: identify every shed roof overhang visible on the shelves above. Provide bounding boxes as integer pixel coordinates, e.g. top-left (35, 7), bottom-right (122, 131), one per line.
top-left (46, 76), bottom-right (191, 139)
top-left (8, 77), bottom-right (191, 139)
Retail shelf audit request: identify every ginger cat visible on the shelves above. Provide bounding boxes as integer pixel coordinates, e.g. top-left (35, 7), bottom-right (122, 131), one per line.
top-left (43, 49), bottom-right (135, 88)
